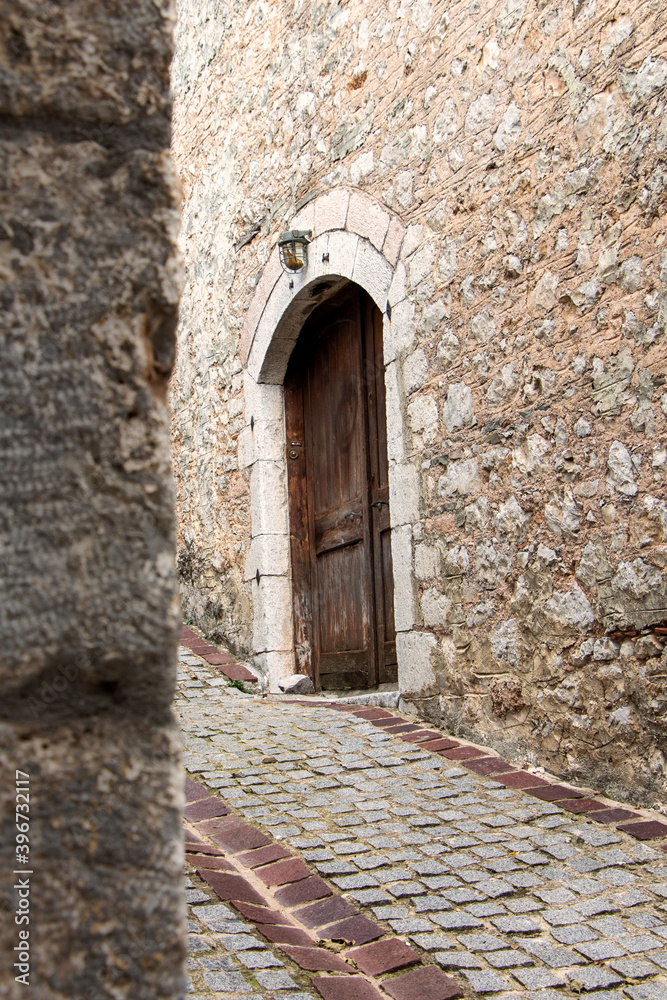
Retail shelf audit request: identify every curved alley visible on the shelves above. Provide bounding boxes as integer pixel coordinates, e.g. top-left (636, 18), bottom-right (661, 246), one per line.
top-left (178, 639), bottom-right (667, 1000)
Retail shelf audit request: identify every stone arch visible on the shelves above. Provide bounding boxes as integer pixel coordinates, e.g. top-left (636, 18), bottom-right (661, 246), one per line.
top-left (238, 190), bottom-right (420, 692)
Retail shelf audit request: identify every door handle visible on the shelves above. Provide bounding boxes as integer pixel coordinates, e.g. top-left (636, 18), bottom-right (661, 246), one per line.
top-left (371, 501), bottom-right (389, 509)
top-left (345, 511), bottom-right (362, 519)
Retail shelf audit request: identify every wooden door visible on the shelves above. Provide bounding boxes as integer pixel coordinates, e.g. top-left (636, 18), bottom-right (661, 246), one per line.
top-left (285, 285), bottom-right (397, 690)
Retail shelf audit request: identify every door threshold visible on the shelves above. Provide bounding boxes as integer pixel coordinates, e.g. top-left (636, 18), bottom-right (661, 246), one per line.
top-left (325, 685), bottom-right (400, 709)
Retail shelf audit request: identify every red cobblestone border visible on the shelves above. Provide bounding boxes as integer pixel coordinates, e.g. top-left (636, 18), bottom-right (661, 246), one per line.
top-left (180, 626), bottom-right (257, 683)
top-left (317, 703), bottom-right (667, 847)
top-left (183, 777), bottom-right (463, 1000)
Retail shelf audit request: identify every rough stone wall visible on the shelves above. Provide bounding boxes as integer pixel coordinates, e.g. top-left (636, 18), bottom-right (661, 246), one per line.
top-left (1, 2), bottom-right (185, 997)
top-left (171, 0), bottom-right (667, 804)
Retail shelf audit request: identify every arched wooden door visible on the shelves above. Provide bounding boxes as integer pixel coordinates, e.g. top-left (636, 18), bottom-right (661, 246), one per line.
top-left (284, 285), bottom-right (397, 690)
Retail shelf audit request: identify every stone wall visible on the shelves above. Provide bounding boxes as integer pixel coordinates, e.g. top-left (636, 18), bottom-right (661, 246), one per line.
top-left (1, 2), bottom-right (185, 997)
top-left (171, 0), bottom-right (667, 804)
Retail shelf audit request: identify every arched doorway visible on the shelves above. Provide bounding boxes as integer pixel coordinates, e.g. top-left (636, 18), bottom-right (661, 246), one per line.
top-left (284, 284), bottom-right (397, 690)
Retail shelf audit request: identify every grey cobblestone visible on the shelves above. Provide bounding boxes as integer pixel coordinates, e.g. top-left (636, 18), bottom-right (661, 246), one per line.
top-left (589, 915), bottom-right (626, 935)
top-left (432, 912), bottom-right (483, 930)
top-left (521, 939), bottom-right (585, 967)
top-left (200, 957), bottom-right (238, 971)
top-left (626, 985), bottom-right (667, 1000)
top-left (435, 951), bottom-right (483, 969)
top-left (550, 924), bottom-right (598, 945)
top-left (388, 918), bottom-right (432, 933)
top-left (484, 949), bottom-right (534, 968)
top-left (219, 934), bottom-right (264, 951)
top-left (568, 965), bottom-right (623, 990)
top-left (611, 957), bottom-right (660, 978)
top-left (466, 903), bottom-right (505, 918)
top-left (575, 897), bottom-right (620, 916)
top-left (414, 896), bottom-right (454, 912)
top-left (457, 933), bottom-right (506, 951)
top-left (462, 969), bottom-right (513, 992)
top-left (574, 939), bottom-right (627, 960)
top-left (622, 933), bottom-right (663, 952)
top-left (505, 898), bottom-right (543, 913)
top-left (371, 905), bottom-right (409, 919)
top-left (491, 915), bottom-right (541, 934)
top-left (203, 972), bottom-right (254, 992)
top-left (237, 951), bottom-right (284, 968)
top-left (410, 932), bottom-right (456, 950)
top-left (511, 967), bottom-right (565, 989)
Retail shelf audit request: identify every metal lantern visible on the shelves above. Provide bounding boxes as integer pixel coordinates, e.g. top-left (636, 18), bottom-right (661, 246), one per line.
top-left (278, 229), bottom-right (311, 273)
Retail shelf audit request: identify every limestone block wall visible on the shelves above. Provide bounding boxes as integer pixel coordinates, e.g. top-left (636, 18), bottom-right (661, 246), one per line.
top-left (171, 0), bottom-right (667, 804)
top-left (1, 2), bottom-right (185, 997)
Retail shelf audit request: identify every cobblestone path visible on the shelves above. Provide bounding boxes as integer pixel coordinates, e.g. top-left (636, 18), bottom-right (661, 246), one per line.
top-left (177, 643), bottom-right (667, 1000)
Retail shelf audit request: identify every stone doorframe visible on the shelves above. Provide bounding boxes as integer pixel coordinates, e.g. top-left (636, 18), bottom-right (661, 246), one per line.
top-left (238, 189), bottom-right (431, 693)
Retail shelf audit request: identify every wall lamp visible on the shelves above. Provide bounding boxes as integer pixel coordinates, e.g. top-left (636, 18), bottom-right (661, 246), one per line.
top-left (278, 229), bottom-right (312, 273)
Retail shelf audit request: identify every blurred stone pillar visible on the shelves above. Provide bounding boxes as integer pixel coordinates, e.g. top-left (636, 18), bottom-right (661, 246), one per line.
top-left (0, 2), bottom-right (185, 997)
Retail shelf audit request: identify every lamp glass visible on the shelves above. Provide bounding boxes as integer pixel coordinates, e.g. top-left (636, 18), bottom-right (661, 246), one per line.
top-left (278, 229), bottom-right (311, 273)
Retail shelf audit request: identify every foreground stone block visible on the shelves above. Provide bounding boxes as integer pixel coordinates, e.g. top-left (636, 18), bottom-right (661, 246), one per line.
top-left (0, 1), bottom-right (184, 997)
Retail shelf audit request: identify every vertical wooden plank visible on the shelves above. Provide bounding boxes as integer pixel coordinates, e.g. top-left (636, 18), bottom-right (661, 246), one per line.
top-left (365, 297), bottom-right (397, 684)
top-left (373, 305), bottom-right (390, 493)
top-left (354, 289), bottom-right (377, 689)
top-left (284, 361), bottom-right (313, 681)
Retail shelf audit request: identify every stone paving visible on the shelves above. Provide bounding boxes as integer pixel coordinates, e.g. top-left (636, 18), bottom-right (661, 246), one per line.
top-left (177, 641), bottom-right (667, 1000)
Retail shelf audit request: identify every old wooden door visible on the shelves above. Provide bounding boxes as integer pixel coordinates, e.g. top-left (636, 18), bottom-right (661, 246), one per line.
top-left (285, 285), bottom-right (397, 690)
